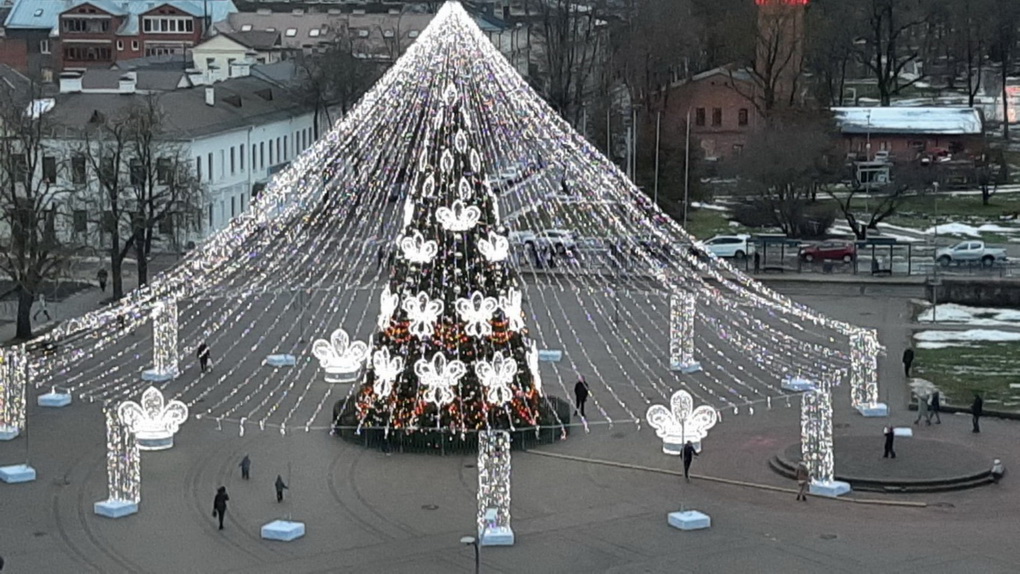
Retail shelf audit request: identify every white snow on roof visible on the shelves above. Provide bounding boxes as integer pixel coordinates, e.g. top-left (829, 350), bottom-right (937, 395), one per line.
top-left (914, 329), bottom-right (1020, 348)
top-left (832, 107), bottom-right (983, 135)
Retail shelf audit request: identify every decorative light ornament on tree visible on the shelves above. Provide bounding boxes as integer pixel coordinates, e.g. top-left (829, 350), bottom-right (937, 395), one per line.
top-left (475, 351), bottom-right (517, 404)
top-left (400, 230), bottom-right (439, 264)
top-left (117, 386), bottom-right (189, 451)
top-left (646, 389), bottom-right (718, 454)
top-left (370, 347), bottom-right (404, 397)
top-left (800, 372), bottom-right (850, 497)
top-left (526, 342), bottom-right (544, 394)
top-left (414, 352), bottom-right (467, 407)
top-left (478, 231), bottom-right (510, 262)
top-left (456, 291), bottom-right (499, 337)
top-left (499, 288), bottom-right (524, 331)
top-left (669, 290), bottom-right (701, 373)
top-left (142, 299), bottom-right (179, 382)
top-left (377, 287), bottom-right (400, 329)
top-left (403, 292), bottom-right (444, 338)
top-left (312, 328), bottom-right (369, 383)
top-left (849, 329), bottom-right (886, 416)
top-left (94, 407), bottom-right (141, 518)
top-left (436, 199), bottom-right (481, 231)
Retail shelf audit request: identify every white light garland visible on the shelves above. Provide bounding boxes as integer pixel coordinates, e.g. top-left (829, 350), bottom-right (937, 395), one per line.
top-left (148, 299), bottom-right (179, 380)
top-left (0, 348), bottom-right (27, 437)
top-left (104, 406), bottom-right (141, 504)
top-left (455, 291), bottom-right (499, 337)
top-left (669, 291), bottom-right (699, 372)
top-left (849, 329), bottom-right (880, 408)
top-left (800, 375), bottom-right (835, 483)
top-left (646, 389), bottom-right (718, 453)
top-left (403, 292), bottom-right (444, 338)
top-left (370, 347), bottom-right (404, 397)
top-left (526, 341), bottom-right (543, 394)
top-left (478, 430), bottom-right (513, 544)
top-left (378, 287), bottom-right (400, 329)
top-left (414, 353), bottom-right (467, 407)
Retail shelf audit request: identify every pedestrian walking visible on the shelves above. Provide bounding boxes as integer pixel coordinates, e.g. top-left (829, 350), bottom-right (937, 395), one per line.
top-left (991, 459), bottom-right (1005, 483)
top-left (275, 475), bottom-right (288, 503)
top-left (972, 393), bottom-right (983, 433)
top-left (212, 486), bottom-right (229, 530)
top-left (97, 268), bottom-right (108, 292)
top-left (883, 426), bottom-right (896, 458)
top-left (376, 247), bottom-right (385, 270)
top-left (914, 392), bottom-right (930, 425)
top-left (197, 342), bottom-right (211, 373)
top-left (574, 376), bottom-right (590, 418)
top-left (32, 293), bottom-right (52, 322)
top-left (795, 461), bottom-right (809, 501)
top-left (681, 441), bottom-right (699, 482)
top-left (902, 348), bottom-right (914, 377)
top-left (929, 391), bottom-right (942, 424)
top-left (753, 250), bottom-right (761, 274)
top-left (239, 455), bottom-right (251, 480)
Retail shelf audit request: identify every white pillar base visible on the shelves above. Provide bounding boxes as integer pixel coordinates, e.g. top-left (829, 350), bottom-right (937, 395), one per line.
top-left (537, 350), bottom-right (563, 362)
top-left (0, 425), bottom-right (20, 441)
top-left (94, 499), bottom-right (139, 518)
top-left (136, 435), bottom-right (175, 451)
top-left (670, 361), bottom-right (702, 374)
top-left (809, 480), bottom-right (851, 497)
top-left (782, 376), bottom-right (816, 392)
top-left (667, 510), bottom-right (711, 530)
top-left (38, 391), bottom-right (72, 407)
top-left (266, 354), bottom-right (297, 367)
top-left (0, 464), bottom-right (36, 483)
top-left (856, 402), bottom-right (888, 417)
top-left (261, 520), bottom-right (305, 541)
top-left (480, 525), bottom-right (515, 546)
top-left (141, 368), bottom-right (177, 382)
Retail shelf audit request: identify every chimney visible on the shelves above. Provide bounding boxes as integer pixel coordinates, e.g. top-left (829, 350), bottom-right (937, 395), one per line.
top-left (118, 72), bottom-right (137, 94)
top-left (59, 71), bottom-right (83, 93)
top-left (205, 85), bottom-right (214, 106)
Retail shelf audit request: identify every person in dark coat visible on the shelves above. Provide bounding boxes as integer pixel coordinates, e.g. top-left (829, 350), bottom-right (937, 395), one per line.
top-left (275, 475), bottom-right (288, 503)
top-left (97, 268), bottom-right (108, 292)
top-left (902, 348), bottom-right (914, 377)
top-left (197, 343), bottom-right (211, 373)
top-left (574, 376), bottom-right (590, 418)
top-left (883, 426), bottom-right (896, 458)
top-left (991, 459), bottom-right (1005, 483)
top-left (239, 455), bottom-right (251, 480)
top-left (213, 486), bottom-right (229, 530)
top-left (681, 441), bottom-right (699, 482)
top-left (795, 461), bottom-right (810, 501)
top-left (929, 391), bottom-right (942, 424)
top-left (972, 393), bottom-right (983, 433)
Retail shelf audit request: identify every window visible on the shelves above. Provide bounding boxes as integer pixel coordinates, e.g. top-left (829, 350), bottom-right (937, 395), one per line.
top-left (41, 68), bottom-right (53, 83)
top-left (260, 142), bottom-right (265, 169)
top-left (283, 136), bottom-right (288, 160)
top-left (251, 144), bottom-right (256, 171)
top-left (240, 145), bottom-right (245, 171)
top-left (11, 154), bottom-right (26, 184)
top-left (738, 108), bottom-right (748, 126)
top-left (230, 147), bottom-right (236, 174)
top-left (208, 203), bottom-right (213, 228)
top-left (131, 40), bottom-right (139, 51)
top-left (711, 108), bottom-right (722, 126)
top-left (158, 213), bottom-right (173, 235)
top-left (207, 153), bottom-right (213, 182)
top-left (100, 157), bottom-right (115, 181)
top-left (206, 57), bottom-right (215, 68)
top-left (219, 149), bottom-right (225, 178)
top-left (694, 108), bottom-right (705, 127)
top-left (42, 156), bottom-right (56, 183)
top-left (240, 193), bottom-right (246, 212)
top-left (383, 30), bottom-right (394, 38)
top-left (63, 46), bottom-right (113, 62)
top-left (241, 24), bottom-right (253, 32)
top-left (269, 140), bottom-right (274, 165)
top-left (39, 39), bottom-right (50, 54)
top-left (116, 40), bottom-right (124, 51)
top-left (309, 29), bottom-right (320, 37)
top-left (63, 18), bottom-right (110, 33)
top-left (71, 155), bottom-right (86, 184)
top-left (157, 158), bottom-right (172, 184)
top-left (230, 195), bottom-right (236, 218)
top-left (142, 16), bottom-right (194, 34)
top-left (130, 160), bottom-right (145, 185)
top-left (196, 157), bottom-right (202, 181)
top-left (732, 144), bottom-right (744, 154)
top-left (285, 28), bottom-right (297, 37)
top-left (102, 210), bottom-right (116, 233)
top-left (73, 210), bottom-right (88, 233)
top-left (276, 138), bottom-right (281, 163)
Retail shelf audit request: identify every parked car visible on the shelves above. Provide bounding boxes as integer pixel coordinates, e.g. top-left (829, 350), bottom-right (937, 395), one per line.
top-left (535, 229), bottom-right (577, 254)
top-left (699, 235), bottom-right (755, 259)
top-left (799, 241), bottom-right (856, 263)
top-left (935, 241), bottom-right (1008, 266)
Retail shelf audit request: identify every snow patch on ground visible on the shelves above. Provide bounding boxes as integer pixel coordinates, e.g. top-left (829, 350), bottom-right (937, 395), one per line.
top-left (691, 202), bottom-right (730, 212)
top-left (919, 221), bottom-right (1020, 237)
top-left (914, 328), bottom-right (1020, 348)
top-left (917, 304), bottom-right (1020, 326)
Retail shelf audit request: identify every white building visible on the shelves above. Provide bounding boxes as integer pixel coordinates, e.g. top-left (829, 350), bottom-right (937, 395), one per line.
top-left (39, 62), bottom-right (329, 250)
top-left (191, 30), bottom-right (283, 79)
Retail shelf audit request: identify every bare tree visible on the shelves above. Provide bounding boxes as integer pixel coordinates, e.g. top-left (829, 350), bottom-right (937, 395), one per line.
top-left (804, 2), bottom-right (857, 106)
top-left (0, 80), bottom-right (72, 339)
top-left (942, 0), bottom-right (993, 107)
top-left (990, 0), bottom-right (1020, 140)
top-left (827, 183), bottom-right (909, 240)
top-left (846, 0), bottom-right (931, 106)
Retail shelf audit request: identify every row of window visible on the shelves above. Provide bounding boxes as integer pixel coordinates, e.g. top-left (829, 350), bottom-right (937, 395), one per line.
top-left (238, 24), bottom-right (419, 39)
top-left (694, 107), bottom-right (750, 128)
top-left (195, 127), bottom-right (314, 184)
top-left (70, 209), bottom-right (177, 235)
top-left (62, 18), bottom-right (110, 33)
top-left (142, 16), bottom-right (195, 34)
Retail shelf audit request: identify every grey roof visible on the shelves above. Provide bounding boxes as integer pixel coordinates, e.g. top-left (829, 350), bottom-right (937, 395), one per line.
top-left (0, 63), bottom-right (33, 95)
top-left (222, 11), bottom-right (433, 52)
top-left (218, 29), bottom-right (281, 50)
top-left (46, 72), bottom-right (312, 140)
top-left (831, 107), bottom-right (983, 135)
top-left (670, 65), bottom-right (753, 88)
top-left (4, 0), bottom-right (237, 31)
top-left (111, 53), bottom-right (193, 71)
top-left (80, 68), bottom-right (189, 91)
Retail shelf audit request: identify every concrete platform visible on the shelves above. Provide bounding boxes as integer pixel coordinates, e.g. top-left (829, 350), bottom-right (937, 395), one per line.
top-left (809, 480), bottom-right (851, 497)
top-left (479, 525), bottom-right (514, 546)
top-left (0, 426), bottom-right (19, 441)
top-left (261, 520), bottom-right (305, 541)
top-left (856, 402), bottom-right (888, 417)
top-left (781, 376), bottom-right (816, 392)
top-left (670, 361), bottom-right (702, 374)
top-left (266, 354), bottom-right (297, 367)
top-left (772, 435), bottom-right (995, 493)
top-left (38, 391), bottom-right (72, 408)
top-left (537, 350), bottom-right (562, 362)
top-left (667, 510), bottom-right (711, 531)
top-left (0, 464), bottom-right (36, 483)
top-left (141, 368), bottom-right (176, 382)
top-left (94, 499), bottom-right (139, 518)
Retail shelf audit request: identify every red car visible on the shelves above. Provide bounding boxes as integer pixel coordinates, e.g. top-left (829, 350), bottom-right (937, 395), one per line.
top-left (799, 241), bottom-right (856, 263)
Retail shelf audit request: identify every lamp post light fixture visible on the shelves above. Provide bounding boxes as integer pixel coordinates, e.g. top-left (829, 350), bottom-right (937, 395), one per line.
top-left (460, 536), bottom-right (479, 574)
top-left (462, 507), bottom-right (498, 573)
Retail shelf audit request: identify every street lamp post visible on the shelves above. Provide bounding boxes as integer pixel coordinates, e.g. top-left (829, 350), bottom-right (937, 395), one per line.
top-left (653, 110), bottom-right (661, 207)
top-left (932, 181), bottom-right (940, 323)
top-left (683, 107), bottom-right (691, 229)
top-left (462, 507), bottom-right (498, 574)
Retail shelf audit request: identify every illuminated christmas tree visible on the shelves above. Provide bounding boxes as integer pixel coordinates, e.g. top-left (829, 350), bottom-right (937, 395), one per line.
top-left (355, 81), bottom-right (543, 433)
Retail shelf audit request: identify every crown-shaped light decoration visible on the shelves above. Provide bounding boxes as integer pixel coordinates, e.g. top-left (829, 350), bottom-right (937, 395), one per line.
top-left (400, 230), bottom-right (439, 264)
top-left (414, 352), bottom-right (467, 406)
top-left (403, 291), bottom-right (444, 338)
top-left (371, 347), bottom-right (405, 397)
top-left (455, 291), bottom-right (499, 337)
top-left (645, 389), bottom-right (718, 455)
top-left (526, 341), bottom-right (543, 394)
top-left (312, 328), bottom-right (369, 383)
top-left (117, 386), bottom-right (189, 451)
top-left (499, 288), bottom-right (524, 330)
top-left (440, 148), bottom-right (455, 173)
top-left (436, 199), bottom-right (481, 231)
top-left (478, 230), bottom-right (510, 262)
top-left (475, 351), bottom-right (517, 404)
top-left (377, 287), bottom-right (399, 329)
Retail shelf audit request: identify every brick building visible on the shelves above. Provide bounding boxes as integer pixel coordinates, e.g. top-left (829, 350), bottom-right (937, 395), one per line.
top-left (833, 107), bottom-right (985, 161)
top-left (0, 0), bottom-right (237, 80)
top-left (663, 67), bottom-right (760, 161)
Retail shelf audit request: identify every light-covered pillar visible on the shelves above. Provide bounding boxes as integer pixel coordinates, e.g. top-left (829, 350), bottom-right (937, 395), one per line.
top-left (0, 348), bottom-right (27, 440)
top-left (94, 407), bottom-right (141, 517)
top-left (800, 374), bottom-right (849, 497)
top-left (669, 291), bottom-right (701, 373)
top-left (142, 299), bottom-right (179, 382)
top-left (478, 430), bottom-right (513, 546)
top-left (850, 329), bottom-right (887, 416)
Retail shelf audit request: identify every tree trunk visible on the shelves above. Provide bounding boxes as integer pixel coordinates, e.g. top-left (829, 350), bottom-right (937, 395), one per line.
top-left (110, 233), bottom-right (123, 300)
top-left (136, 236), bottom-right (148, 287)
top-left (1003, 60), bottom-right (1011, 141)
top-left (16, 285), bottom-right (33, 340)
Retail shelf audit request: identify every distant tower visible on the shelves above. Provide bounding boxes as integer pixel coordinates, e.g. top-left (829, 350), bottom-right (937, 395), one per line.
top-left (755, 0), bottom-right (809, 110)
